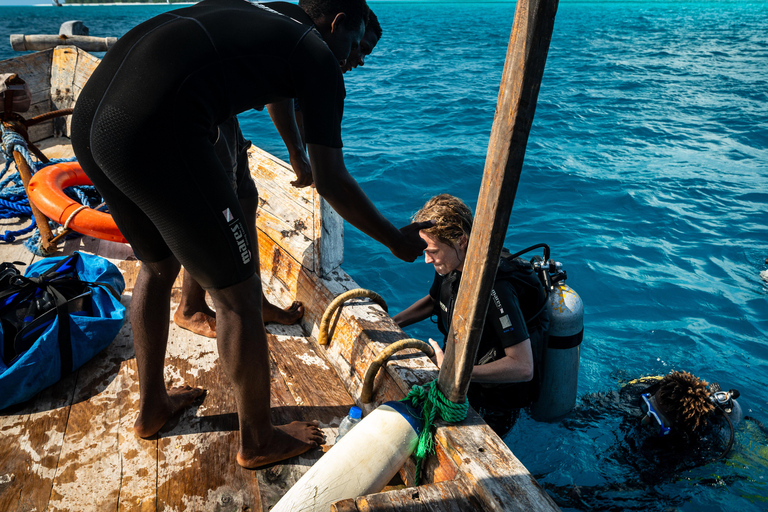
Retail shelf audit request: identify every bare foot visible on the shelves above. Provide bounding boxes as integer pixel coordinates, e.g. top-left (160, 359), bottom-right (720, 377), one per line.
top-left (134, 385), bottom-right (206, 438)
top-left (263, 300), bottom-right (305, 325)
top-left (174, 308), bottom-right (217, 338)
top-left (236, 420), bottom-right (325, 469)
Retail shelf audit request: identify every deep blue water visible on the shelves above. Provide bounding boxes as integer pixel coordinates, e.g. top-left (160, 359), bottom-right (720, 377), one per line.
top-left (2, 2), bottom-right (767, 510)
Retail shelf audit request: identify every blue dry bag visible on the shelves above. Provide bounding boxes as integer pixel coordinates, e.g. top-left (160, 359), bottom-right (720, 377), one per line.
top-left (0, 251), bottom-right (126, 410)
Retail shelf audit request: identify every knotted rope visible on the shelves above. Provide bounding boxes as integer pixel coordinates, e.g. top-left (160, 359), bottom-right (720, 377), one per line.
top-left (400, 379), bottom-right (469, 485)
top-left (1, 123), bottom-right (89, 253)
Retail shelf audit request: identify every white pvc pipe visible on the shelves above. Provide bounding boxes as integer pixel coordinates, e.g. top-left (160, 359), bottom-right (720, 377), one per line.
top-left (271, 401), bottom-right (421, 512)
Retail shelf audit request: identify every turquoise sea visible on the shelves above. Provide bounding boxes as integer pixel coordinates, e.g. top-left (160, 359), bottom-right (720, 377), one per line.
top-left (2, 1), bottom-right (768, 510)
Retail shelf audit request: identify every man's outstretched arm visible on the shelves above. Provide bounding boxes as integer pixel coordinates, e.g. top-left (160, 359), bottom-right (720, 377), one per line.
top-left (307, 143), bottom-right (430, 262)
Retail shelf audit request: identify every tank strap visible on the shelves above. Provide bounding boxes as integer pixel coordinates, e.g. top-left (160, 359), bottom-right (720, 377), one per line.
top-left (548, 329), bottom-right (583, 350)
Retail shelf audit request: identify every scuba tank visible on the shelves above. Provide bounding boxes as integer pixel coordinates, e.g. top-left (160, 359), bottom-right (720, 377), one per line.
top-left (509, 244), bottom-right (584, 422)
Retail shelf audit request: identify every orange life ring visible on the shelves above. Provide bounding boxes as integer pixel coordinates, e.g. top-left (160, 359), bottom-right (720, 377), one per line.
top-left (28, 161), bottom-right (128, 244)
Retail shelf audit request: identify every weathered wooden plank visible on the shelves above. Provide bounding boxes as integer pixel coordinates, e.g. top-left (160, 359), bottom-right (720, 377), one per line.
top-left (313, 193), bottom-right (343, 276)
top-left (347, 479), bottom-right (483, 512)
top-left (0, 50), bottom-right (52, 99)
top-left (71, 47), bottom-right (101, 91)
top-left (67, 47), bottom-right (101, 137)
top-left (249, 146), bottom-right (314, 270)
top-left (114, 357), bottom-right (159, 512)
top-left (254, 332), bottom-right (311, 512)
top-left (256, 207), bottom-right (314, 270)
top-left (435, 418), bottom-right (559, 512)
top-left (249, 148), bottom-right (313, 222)
top-left (267, 331), bottom-right (352, 420)
top-left (0, 51), bottom-right (54, 143)
top-left (38, 135), bottom-right (75, 159)
top-left (0, 376), bottom-right (75, 512)
top-left (26, 115), bottom-right (54, 142)
top-left (45, 297), bottom-right (140, 512)
top-left (256, 330), bottom-right (349, 512)
top-left (10, 35), bottom-right (116, 54)
top-left (155, 320), bottom-right (261, 512)
top-left (257, 228), bottom-right (303, 302)
top-left (50, 45), bottom-right (78, 111)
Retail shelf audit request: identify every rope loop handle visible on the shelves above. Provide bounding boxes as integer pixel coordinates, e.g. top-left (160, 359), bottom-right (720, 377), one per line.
top-left (361, 338), bottom-right (435, 403)
top-left (317, 288), bottom-right (387, 346)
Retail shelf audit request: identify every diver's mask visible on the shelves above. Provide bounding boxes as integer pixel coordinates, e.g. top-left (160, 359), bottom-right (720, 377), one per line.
top-left (708, 383), bottom-right (740, 414)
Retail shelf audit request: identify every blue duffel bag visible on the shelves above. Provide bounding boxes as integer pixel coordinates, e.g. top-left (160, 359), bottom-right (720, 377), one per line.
top-left (0, 251), bottom-right (126, 410)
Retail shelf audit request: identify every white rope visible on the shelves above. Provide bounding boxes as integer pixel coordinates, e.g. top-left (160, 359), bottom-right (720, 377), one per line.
top-left (63, 205), bottom-right (88, 230)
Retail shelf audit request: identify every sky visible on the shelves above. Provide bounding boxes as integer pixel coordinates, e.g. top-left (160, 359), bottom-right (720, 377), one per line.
top-left (0, 0), bottom-right (62, 5)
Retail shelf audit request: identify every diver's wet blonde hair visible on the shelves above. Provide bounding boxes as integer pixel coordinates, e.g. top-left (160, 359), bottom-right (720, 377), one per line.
top-left (655, 371), bottom-right (715, 434)
top-left (413, 194), bottom-right (473, 247)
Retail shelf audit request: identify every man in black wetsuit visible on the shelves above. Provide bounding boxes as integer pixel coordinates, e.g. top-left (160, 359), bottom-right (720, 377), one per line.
top-left (172, 116), bottom-right (304, 338)
top-left (173, 3), bottom-right (383, 337)
top-left (393, 194), bottom-right (549, 436)
top-left (71, 0), bottom-right (429, 469)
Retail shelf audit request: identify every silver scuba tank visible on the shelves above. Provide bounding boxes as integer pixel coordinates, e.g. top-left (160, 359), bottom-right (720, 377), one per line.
top-left (529, 255), bottom-right (584, 422)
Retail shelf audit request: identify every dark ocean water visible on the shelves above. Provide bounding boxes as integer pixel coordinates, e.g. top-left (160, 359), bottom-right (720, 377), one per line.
top-left (1, 1), bottom-right (767, 510)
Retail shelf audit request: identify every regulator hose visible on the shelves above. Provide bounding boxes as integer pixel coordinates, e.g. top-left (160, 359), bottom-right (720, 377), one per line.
top-left (507, 242), bottom-right (550, 261)
top-left (711, 405), bottom-right (735, 462)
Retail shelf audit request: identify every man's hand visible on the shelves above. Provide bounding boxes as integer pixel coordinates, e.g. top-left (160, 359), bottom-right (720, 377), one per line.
top-left (428, 338), bottom-right (444, 369)
top-left (289, 150), bottom-right (314, 188)
top-left (389, 220), bottom-right (433, 262)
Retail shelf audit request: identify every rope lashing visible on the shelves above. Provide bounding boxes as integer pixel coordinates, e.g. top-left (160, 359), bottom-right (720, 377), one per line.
top-left (1, 123), bottom-right (92, 251)
top-left (361, 338), bottom-right (435, 403)
top-left (400, 379), bottom-right (469, 486)
top-left (318, 288), bottom-right (388, 346)
top-left (63, 205), bottom-right (88, 230)
top-left (1, 123), bottom-right (35, 166)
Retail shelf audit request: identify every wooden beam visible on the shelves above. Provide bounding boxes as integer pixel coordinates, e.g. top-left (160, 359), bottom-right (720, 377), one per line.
top-left (437, 0), bottom-right (559, 403)
top-left (10, 147), bottom-right (56, 254)
top-left (10, 35), bottom-right (117, 53)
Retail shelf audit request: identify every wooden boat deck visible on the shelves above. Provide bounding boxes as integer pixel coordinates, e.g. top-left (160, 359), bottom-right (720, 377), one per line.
top-left (0, 217), bottom-right (354, 512)
top-left (0, 132), bottom-right (357, 510)
top-left (1, 46), bottom-right (561, 512)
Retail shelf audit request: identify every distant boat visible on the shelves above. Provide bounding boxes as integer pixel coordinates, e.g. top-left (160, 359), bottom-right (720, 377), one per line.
top-left (52, 0), bottom-right (62, 6)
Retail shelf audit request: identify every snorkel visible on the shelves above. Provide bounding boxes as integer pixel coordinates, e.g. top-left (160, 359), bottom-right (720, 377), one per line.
top-left (641, 393), bottom-right (673, 437)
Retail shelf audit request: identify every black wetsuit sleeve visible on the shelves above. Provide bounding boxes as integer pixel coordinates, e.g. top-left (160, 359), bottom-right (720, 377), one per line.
top-left (290, 34), bottom-right (345, 148)
top-left (487, 279), bottom-right (530, 349)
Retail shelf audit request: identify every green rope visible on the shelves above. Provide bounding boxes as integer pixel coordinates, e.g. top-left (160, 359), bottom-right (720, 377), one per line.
top-left (400, 379), bottom-right (468, 485)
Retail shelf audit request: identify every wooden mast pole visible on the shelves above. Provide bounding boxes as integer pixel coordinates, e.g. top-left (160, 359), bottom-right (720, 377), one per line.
top-left (437, 0), bottom-right (559, 403)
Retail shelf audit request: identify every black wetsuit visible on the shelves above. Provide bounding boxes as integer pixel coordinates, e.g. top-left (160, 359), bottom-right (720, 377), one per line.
top-left (215, 116), bottom-right (257, 199)
top-left (430, 256), bottom-right (549, 435)
top-left (71, 0), bottom-right (345, 289)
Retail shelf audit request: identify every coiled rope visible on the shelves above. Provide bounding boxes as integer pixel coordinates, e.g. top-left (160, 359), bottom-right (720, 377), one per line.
top-left (0, 123), bottom-right (97, 253)
top-left (400, 380), bottom-right (469, 486)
